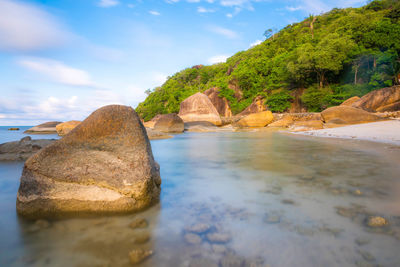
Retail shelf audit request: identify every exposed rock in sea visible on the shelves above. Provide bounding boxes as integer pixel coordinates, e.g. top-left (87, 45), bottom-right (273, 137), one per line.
top-left (16, 105), bottom-right (161, 217)
top-left (178, 92), bottom-right (222, 126)
top-left (56, 120), bottom-right (81, 136)
top-left (352, 85), bottom-right (400, 112)
top-left (0, 136), bottom-right (55, 161)
top-left (321, 106), bottom-right (384, 124)
top-left (153, 113), bottom-right (184, 133)
top-left (236, 111), bottom-right (274, 127)
top-left (238, 96), bottom-right (267, 116)
top-left (204, 87), bottom-right (232, 117)
top-left (340, 96), bottom-right (361, 106)
top-left (8, 128), bottom-right (19, 131)
top-left (24, 121), bottom-right (62, 134)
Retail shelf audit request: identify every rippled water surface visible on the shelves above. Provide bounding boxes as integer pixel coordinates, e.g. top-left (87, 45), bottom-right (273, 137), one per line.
top-left (1, 130), bottom-right (400, 267)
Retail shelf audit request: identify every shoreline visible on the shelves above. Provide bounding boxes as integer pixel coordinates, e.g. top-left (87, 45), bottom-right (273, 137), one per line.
top-left (289, 120), bottom-right (400, 146)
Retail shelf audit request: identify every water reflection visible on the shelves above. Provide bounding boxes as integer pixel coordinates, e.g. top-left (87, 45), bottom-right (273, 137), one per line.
top-left (0, 132), bottom-right (399, 266)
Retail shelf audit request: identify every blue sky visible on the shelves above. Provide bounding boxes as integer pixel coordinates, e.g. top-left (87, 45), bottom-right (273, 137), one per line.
top-left (0, 0), bottom-right (366, 125)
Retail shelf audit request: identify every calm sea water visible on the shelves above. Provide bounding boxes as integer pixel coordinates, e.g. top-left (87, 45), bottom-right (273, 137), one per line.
top-left (1, 128), bottom-right (400, 266)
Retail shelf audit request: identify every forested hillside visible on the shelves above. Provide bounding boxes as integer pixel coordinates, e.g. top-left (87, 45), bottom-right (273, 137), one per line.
top-left (137, 0), bottom-right (400, 121)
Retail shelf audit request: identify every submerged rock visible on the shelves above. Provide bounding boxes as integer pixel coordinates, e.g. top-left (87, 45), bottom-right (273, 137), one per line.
top-left (184, 233), bottom-right (203, 245)
top-left (206, 232), bottom-right (231, 244)
top-left (189, 258), bottom-right (219, 267)
top-left (133, 231), bottom-right (151, 244)
top-left (129, 249), bottom-right (153, 264)
top-left (220, 253), bottom-right (244, 267)
top-left (0, 137), bottom-right (55, 161)
top-left (184, 121), bottom-right (219, 132)
top-left (56, 120), bottom-right (81, 136)
top-left (178, 92), bottom-right (222, 126)
top-left (24, 121), bottom-right (62, 134)
top-left (153, 113), bottom-right (184, 133)
top-left (366, 216), bottom-right (388, 227)
top-left (146, 128), bottom-right (173, 140)
top-left (129, 218), bottom-right (149, 229)
top-left (185, 223), bottom-right (211, 234)
top-left (16, 105), bottom-right (161, 217)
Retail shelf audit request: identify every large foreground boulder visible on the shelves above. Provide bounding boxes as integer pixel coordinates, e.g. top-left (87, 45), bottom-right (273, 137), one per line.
top-left (153, 113), bottom-right (184, 133)
top-left (24, 121), bottom-right (62, 134)
top-left (178, 93), bottom-right (222, 126)
top-left (236, 111), bottom-right (274, 127)
top-left (56, 120), bottom-right (81, 136)
top-left (0, 137), bottom-right (55, 161)
top-left (204, 87), bottom-right (232, 117)
top-left (16, 105), bottom-right (161, 217)
top-left (352, 86), bottom-right (400, 112)
top-left (321, 106), bottom-right (384, 124)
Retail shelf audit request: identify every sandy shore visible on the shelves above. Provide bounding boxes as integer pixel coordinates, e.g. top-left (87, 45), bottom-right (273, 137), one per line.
top-left (292, 120), bottom-right (400, 146)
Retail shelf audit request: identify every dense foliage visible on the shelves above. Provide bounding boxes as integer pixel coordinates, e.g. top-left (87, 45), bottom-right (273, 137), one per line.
top-left (137, 0), bottom-right (400, 121)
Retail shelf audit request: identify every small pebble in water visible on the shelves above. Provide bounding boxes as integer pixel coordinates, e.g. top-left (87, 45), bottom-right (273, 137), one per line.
top-left (366, 216), bottom-right (387, 227)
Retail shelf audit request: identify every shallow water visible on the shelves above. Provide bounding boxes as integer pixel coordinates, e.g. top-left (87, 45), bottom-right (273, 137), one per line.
top-left (1, 131), bottom-right (400, 266)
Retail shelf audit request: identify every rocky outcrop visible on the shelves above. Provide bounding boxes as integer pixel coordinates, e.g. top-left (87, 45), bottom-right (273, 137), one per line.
top-left (0, 137), bottom-right (55, 161)
top-left (204, 88), bottom-right (232, 117)
top-left (321, 106), bottom-right (384, 124)
top-left (56, 121), bottom-right (81, 136)
top-left (184, 121), bottom-right (218, 132)
top-left (8, 128), bottom-right (19, 131)
top-left (352, 86), bottom-right (400, 112)
top-left (289, 120), bottom-right (324, 132)
top-left (24, 121), bottom-right (62, 134)
top-left (236, 111), bottom-right (274, 127)
top-left (340, 96), bottom-right (360, 107)
top-left (16, 105), bottom-right (161, 217)
top-left (143, 115), bottom-right (162, 128)
top-left (269, 113), bottom-right (322, 128)
top-left (238, 96), bottom-right (267, 116)
top-left (153, 113), bottom-right (184, 133)
top-left (178, 93), bottom-right (222, 126)
top-left (228, 79), bottom-right (243, 100)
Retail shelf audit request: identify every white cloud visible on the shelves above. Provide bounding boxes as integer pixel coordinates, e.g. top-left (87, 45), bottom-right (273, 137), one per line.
top-left (208, 54), bottom-right (229, 64)
top-left (0, 0), bottom-right (68, 52)
top-left (98, 0), bottom-right (120, 8)
top-left (151, 72), bottom-right (168, 85)
top-left (286, 6), bottom-right (302, 12)
top-left (249, 40), bottom-right (262, 47)
top-left (198, 7), bottom-right (216, 13)
top-left (149, 10), bottom-right (161, 16)
top-left (19, 58), bottom-right (95, 87)
top-left (208, 25), bottom-right (239, 39)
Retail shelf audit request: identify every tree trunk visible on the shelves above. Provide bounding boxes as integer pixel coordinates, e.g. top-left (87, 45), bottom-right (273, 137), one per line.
top-left (354, 65), bottom-right (359, 85)
top-left (310, 17), bottom-right (316, 39)
top-left (373, 57), bottom-right (377, 69)
top-left (318, 72), bottom-right (325, 88)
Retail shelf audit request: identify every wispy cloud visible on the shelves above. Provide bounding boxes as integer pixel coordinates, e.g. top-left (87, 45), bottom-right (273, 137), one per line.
top-left (98, 0), bottom-right (120, 8)
top-left (198, 6), bottom-right (216, 13)
top-left (149, 10), bottom-right (161, 16)
top-left (249, 39), bottom-right (262, 47)
top-left (0, 0), bottom-right (68, 52)
top-left (208, 54), bottom-right (229, 64)
top-left (207, 25), bottom-right (239, 39)
top-left (18, 58), bottom-right (95, 87)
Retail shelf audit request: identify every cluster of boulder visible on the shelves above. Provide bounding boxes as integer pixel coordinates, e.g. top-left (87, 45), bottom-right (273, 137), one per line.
top-left (143, 85), bottom-right (400, 132)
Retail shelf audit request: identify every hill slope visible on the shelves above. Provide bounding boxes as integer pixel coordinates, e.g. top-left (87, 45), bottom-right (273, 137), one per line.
top-left (137, 0), bottom-right (400, 121)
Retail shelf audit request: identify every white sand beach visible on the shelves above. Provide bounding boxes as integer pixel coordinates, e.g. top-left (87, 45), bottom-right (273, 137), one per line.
top-left (294, 120), bottom-right (400, 146)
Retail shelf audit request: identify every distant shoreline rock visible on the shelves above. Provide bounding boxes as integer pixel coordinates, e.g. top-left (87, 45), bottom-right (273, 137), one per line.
top-left (56, 120), bottom-right (81, 136)
top-left (8, 128), bottom-right (20, 131)
top-left (24, 121), bottom-right (62, 134)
